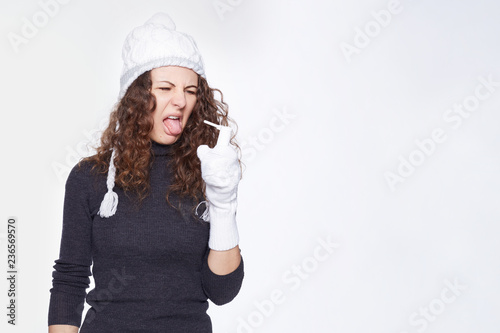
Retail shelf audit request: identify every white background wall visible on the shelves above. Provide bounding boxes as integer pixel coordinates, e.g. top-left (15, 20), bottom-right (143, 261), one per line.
top-left (1, 0), bottom-right (499, 332)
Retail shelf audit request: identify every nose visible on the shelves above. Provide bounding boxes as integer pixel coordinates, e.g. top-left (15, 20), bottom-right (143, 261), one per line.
top-left (171, 89), bottom-right (187, 109)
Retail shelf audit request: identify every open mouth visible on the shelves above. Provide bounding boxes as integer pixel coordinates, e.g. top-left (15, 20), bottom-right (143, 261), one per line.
top-left (163, 116), bottom-right (183, 136)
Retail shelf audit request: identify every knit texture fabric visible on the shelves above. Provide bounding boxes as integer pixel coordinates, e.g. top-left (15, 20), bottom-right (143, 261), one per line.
top-left (48, 140), bottom-right (244, 332)
top-left (197, 139), bottom-right (241, 251)
top-left (119, 12), bottom-right (205, 99)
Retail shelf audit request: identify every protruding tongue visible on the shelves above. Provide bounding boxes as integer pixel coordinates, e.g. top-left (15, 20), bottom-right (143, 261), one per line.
top-left (164, 118), bottom-right (182, 136)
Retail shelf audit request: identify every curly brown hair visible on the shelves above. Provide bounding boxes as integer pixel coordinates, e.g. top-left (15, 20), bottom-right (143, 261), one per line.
top-left (82, 69), bottom-right (241, 217)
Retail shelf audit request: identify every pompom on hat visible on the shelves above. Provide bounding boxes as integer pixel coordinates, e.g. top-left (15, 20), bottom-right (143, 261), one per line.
top-left (98, 13), bottom-right (206, 218)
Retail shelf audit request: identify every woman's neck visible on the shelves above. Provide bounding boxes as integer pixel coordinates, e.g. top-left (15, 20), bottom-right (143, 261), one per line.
top-left (151, 139), bottom-right (176, 156)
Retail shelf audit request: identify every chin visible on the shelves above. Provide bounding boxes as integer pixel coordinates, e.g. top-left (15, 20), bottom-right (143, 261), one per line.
top-left (152, 135), bottom-right (179, 145)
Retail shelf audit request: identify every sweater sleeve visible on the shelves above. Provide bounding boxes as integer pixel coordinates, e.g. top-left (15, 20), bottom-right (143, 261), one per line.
top-left (201, 248), bottom-right (244, 306)
top-left (48, 162), bottom-right (94, 327)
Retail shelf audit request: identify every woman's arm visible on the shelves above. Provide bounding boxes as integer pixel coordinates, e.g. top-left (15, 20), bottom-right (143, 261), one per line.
top-left (48, 162), bottom-right (94, 328)
top-left (197, 127), bottom-right (245, 303)
top-left (201, 246), bottom-right (244, 305)
top-left (207, 245), bottom-right (241, 275)
top-left (48, 324), bottom-right (79, 333)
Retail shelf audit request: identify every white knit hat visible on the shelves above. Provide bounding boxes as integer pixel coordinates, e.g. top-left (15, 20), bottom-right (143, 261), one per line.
top-left (98, 12), bottom-right (206, 218)
top-left (119, 12), bottom-right (206, 99)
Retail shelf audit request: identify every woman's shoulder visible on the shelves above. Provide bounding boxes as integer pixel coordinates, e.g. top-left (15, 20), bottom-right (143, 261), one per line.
top-left (66, 155), bottom-right (107, 191)
top-left (68, 154), bottom-right (98, 176)
top-left (63, 155), bottom-right (108, 217)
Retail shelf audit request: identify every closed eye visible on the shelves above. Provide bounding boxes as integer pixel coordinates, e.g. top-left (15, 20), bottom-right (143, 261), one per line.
top-left (158, 87), bottom-right (196, 95)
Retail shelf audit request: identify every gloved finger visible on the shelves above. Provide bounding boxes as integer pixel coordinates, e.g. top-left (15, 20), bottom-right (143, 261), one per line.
top-left (197, 144), bottom-right (211, 160)
top-left (211, 143), bottom-right (239, 159)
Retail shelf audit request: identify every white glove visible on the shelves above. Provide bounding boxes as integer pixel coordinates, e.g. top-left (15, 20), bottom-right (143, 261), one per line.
top-left (197, 135), bottom-right (241, 251)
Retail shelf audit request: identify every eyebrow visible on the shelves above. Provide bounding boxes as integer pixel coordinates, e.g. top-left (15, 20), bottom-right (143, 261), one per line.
top-left (158, 80), bottom-right (198, 89)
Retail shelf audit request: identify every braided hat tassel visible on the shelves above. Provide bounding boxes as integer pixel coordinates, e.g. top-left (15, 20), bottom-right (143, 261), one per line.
top-left (98, 148), bottom-right (119, 218)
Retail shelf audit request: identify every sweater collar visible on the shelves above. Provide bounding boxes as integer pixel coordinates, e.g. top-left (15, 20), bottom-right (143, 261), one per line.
top-left (151, 139), bottom-right (176, 156)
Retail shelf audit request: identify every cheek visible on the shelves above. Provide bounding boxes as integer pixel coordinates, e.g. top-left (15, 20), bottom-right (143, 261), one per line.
top-left (184, 100), bottom-right (197, 121)
top-left (151, 108), bottom-right (161, 128)
top-left (154, 93), bottom-right (170, 108)
top-left (152, 97), bottom-right (168, 116)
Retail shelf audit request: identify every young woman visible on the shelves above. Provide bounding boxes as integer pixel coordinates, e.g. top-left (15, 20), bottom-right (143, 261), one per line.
top-left (48, 13), bottom-right (244, 333)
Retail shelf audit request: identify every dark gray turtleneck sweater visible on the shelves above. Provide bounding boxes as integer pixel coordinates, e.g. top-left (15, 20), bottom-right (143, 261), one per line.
top-left (48, 140), bottom-right (244, 332)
